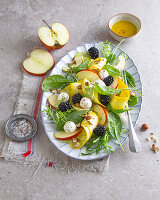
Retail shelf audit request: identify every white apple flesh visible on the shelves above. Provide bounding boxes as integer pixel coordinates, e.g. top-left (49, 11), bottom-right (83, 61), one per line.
top-left (54, 128), bottom-right (82, 140)
top-left (92, 104), bottom-right (108, 125)
top-left (110, 76), bottom-right (118, 89)
top-left (76, 69), bottom-right (100, 83)
top-left (23, 49), bottom-right (54, 76)
top-left (38, 23), bottom-right (69, 51)
top-left (48, 95), bottom-right (58, 109)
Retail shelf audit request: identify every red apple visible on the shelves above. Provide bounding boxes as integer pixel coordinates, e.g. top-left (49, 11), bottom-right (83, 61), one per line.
top-left (48, 95), bottom-right (58, 109)
top-left (23, 49), bottom-right (55, 76)
top-left (110, 76), bottom-right (118, 89)
top-left (92, 104), bottom-right (108, 125)
top-left (54, 128), bottom-right (82, 140)
top-left (76, 69), bottom-right (100, 82)
top-left (38, 22), bottom-right (69, 51)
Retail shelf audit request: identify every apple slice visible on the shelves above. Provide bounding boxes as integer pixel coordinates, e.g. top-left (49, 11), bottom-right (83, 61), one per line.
top-left (110, 76), bottom-right (118, 89)
top-left (76, 69), bottom-right (100, 82)
top-left (48, 95), bottom-right (58, 109)
top-left (54, 128), bottom-right (82, 140)
top-left (23, 49), bottom-right (54, 76)
top-left (38, 22), bottom-right (69, 51)
top-left (92, 104), bottom-right (108, 125)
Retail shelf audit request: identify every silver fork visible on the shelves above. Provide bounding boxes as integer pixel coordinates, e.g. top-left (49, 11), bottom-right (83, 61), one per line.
top-left (124, 72), bottom-right (142, 153)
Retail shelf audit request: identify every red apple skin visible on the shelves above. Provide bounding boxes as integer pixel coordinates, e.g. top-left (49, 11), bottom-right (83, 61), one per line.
top-left (39, 39), bottom-right (65, 51)
top-left (47, 99), bottom-right (57, 110)
top-left (55, 128), bottom-right (82, 140)
top-left (23, 55), bottom-right (55, 76)
top-left (92, 104), bottom-right (108, 125)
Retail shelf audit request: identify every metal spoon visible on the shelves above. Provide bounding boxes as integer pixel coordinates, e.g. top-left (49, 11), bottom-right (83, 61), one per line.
top-left (124, 72), bottom-right (142, 153)
top-left (126, 104), bottom-right (142, 152)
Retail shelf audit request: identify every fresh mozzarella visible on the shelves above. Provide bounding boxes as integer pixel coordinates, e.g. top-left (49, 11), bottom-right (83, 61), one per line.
top-left (58, 92), bottom-right (69, 103)
top-left (114, 55), bottom-right (125, 72)
top-left (99, 69), bottom-right (109, 80)
top-left (80, 97), bottom-right (92, 109)
top-left (64, 121), bottom-right (77, 133)
top-left (94, 79), bottom-right (106, 87)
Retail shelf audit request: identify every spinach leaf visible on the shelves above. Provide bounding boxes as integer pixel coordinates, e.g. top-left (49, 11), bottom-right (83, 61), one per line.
top-left (108, 112), bottom-right (124, 151)
top-left (105, 64), bottom-right (124, 77)
top-left (71, 60), bottom-right (89, 73)
top-left (125, 71), bottom-right (143, 96)
top-left (125, 71), bottom-right (135, 86)
top-left (41, 75), bottom-right (73, 92)
top-left (128, 96), bottom-right (138, 106)
top-left (106, 103), bottom-right (133, 113)
top-left (95, 83), bottom-right (130, 96)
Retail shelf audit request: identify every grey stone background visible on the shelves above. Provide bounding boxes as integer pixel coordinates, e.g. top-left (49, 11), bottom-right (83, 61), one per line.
top-left (0, 0), bottom-right (160, 199)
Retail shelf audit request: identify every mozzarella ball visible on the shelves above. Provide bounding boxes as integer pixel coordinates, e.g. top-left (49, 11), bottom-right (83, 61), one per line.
top-left (64, 121), bottom-right (77, 133)
top-left (58, 92), bottom-right (69, 103)
top-left (94, 79), bottom-right (106, 87)
top-left (80, 97), bottom-right (92, 109)
top-left (99, 69), bottom-right (109, 80)
top-left (119, 112), bottom-right (128, 127)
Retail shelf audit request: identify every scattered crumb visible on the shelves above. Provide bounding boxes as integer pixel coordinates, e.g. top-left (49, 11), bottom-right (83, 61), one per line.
top-left (146, 137), bottom-right (150, 142)
top-left (129, 91), bottom-right (135, 96)
top-left (151, 135), bottom-right (155, 140)
top-left (150, 132), bottom-right (154, 136)
top-left (154, 138), bottom-right (158, 143)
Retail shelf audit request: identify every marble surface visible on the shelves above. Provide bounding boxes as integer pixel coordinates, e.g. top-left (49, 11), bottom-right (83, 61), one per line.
top-left (0, 0), bottom-right (160, 199)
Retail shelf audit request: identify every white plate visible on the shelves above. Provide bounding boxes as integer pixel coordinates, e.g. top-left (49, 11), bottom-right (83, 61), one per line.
top-left (41, 42), bottom-right (142, 160)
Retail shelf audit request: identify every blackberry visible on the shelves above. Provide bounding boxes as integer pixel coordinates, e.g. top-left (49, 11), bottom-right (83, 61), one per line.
top-left (72, 93), bottom-right (83, 104)
top-left (88, 47), bottom-right (99, 59)
top-left (103, 75), bottom-right (114, 86)
top-left (93, 125), bottom-right (106, 136)
top-left (99, 94), bottom-right (110, 106)
top-left (58, 102), bottom-right (73, 112)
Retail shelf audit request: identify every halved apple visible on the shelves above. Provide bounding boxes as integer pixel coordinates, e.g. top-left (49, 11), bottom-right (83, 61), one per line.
top-left (23, 49), bottom-right (55, 76)
top-left (92, 104), bottom-right (108, 125)
top-left (38, 23), bottom-right (69, 51)
top-left (54, 128), bottom-right (82, 140)
top-left (110, 76), bottom-right (118, 89)
top-left (48, 95), bottom-right (58, 109)
top-left (76, 69), bottom-right (100, 83)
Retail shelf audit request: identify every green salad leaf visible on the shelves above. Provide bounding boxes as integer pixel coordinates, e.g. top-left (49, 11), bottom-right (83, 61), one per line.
top-left (44, 106), bottom-right (87, 131)
top-left (82, 131), bottom-right (114, 155)
top-left (95, 83), bottom-right (130, 96)
top-left (128, 96), bottom-right (138, 106)
top-left (125, 71), bottom-right (135, 86)
top-left (70, 59), bottom-right (89, 73)
top-left (41, 75), bottom-right (73, 92)
top-left (106, 103), bottom-right (133, 113)
top-left (108, 112), bottom-right (124, 151)
top-left (124, 71), bottom-right (143, 96)
top-left (105, 64), bottom-right (124, 77)
top-left (100, 39), bottom-right (124, 64)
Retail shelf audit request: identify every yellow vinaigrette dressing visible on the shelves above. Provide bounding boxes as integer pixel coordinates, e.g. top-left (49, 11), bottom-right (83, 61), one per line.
top-left (111, 20), bottom-right (137, 37)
